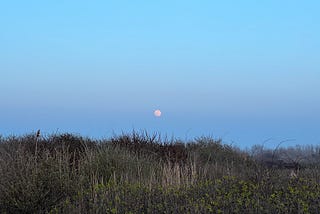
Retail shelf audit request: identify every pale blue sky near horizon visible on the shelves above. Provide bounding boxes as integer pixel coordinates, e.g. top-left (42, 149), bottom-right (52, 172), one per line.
top-left (1, 1), bottom-right (319, 148)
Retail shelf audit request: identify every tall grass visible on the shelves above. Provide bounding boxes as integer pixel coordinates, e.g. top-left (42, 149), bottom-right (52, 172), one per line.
top-left (0, 132), bottom-right (320, 213)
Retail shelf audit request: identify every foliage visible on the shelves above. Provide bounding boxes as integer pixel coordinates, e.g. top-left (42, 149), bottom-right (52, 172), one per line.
top-left (0, 132), bottom-right (320, 213)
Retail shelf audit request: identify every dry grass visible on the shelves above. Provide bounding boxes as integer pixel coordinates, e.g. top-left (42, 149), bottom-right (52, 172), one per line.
top-left (0, 132), bottom-right (320, 213)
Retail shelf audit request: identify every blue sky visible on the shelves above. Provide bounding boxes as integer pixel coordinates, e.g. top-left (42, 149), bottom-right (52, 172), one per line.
top-left (1, 1), bottom-right (319, 148)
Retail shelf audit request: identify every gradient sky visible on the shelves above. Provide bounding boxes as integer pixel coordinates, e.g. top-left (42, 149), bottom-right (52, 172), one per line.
top-left (1, 1), bottom-right (319, 148)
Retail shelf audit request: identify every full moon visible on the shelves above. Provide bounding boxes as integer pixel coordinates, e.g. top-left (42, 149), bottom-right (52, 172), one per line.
top-left (154, 109), bottom-right (161, 117)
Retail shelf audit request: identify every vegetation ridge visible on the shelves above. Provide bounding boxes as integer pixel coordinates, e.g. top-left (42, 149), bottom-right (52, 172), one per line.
top-left (0, 132), bottom-right (319, 213)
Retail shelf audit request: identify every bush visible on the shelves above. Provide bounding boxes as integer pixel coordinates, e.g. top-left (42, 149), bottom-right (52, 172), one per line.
top-left (0, 132), bottom-right (319, 213)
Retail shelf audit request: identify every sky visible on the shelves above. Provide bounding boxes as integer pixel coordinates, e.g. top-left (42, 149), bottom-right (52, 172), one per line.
top-left (1, 1), bottom-right (319, 148)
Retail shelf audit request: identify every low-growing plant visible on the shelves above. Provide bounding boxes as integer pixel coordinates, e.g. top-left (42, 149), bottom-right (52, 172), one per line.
top-left (0, 131), bottom-right (319, 213)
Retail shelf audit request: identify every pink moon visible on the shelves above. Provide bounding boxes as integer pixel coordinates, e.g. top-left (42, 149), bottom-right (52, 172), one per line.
top-left (154, 109), bottom-right (161, 117)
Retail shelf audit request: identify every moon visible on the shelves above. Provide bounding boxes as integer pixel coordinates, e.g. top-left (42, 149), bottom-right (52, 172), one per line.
top-left (154, 109), bottom-right (162, 117)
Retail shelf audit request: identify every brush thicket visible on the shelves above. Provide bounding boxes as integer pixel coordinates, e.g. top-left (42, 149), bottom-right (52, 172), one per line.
top-left (1, 132), bottom-right (320, 213)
